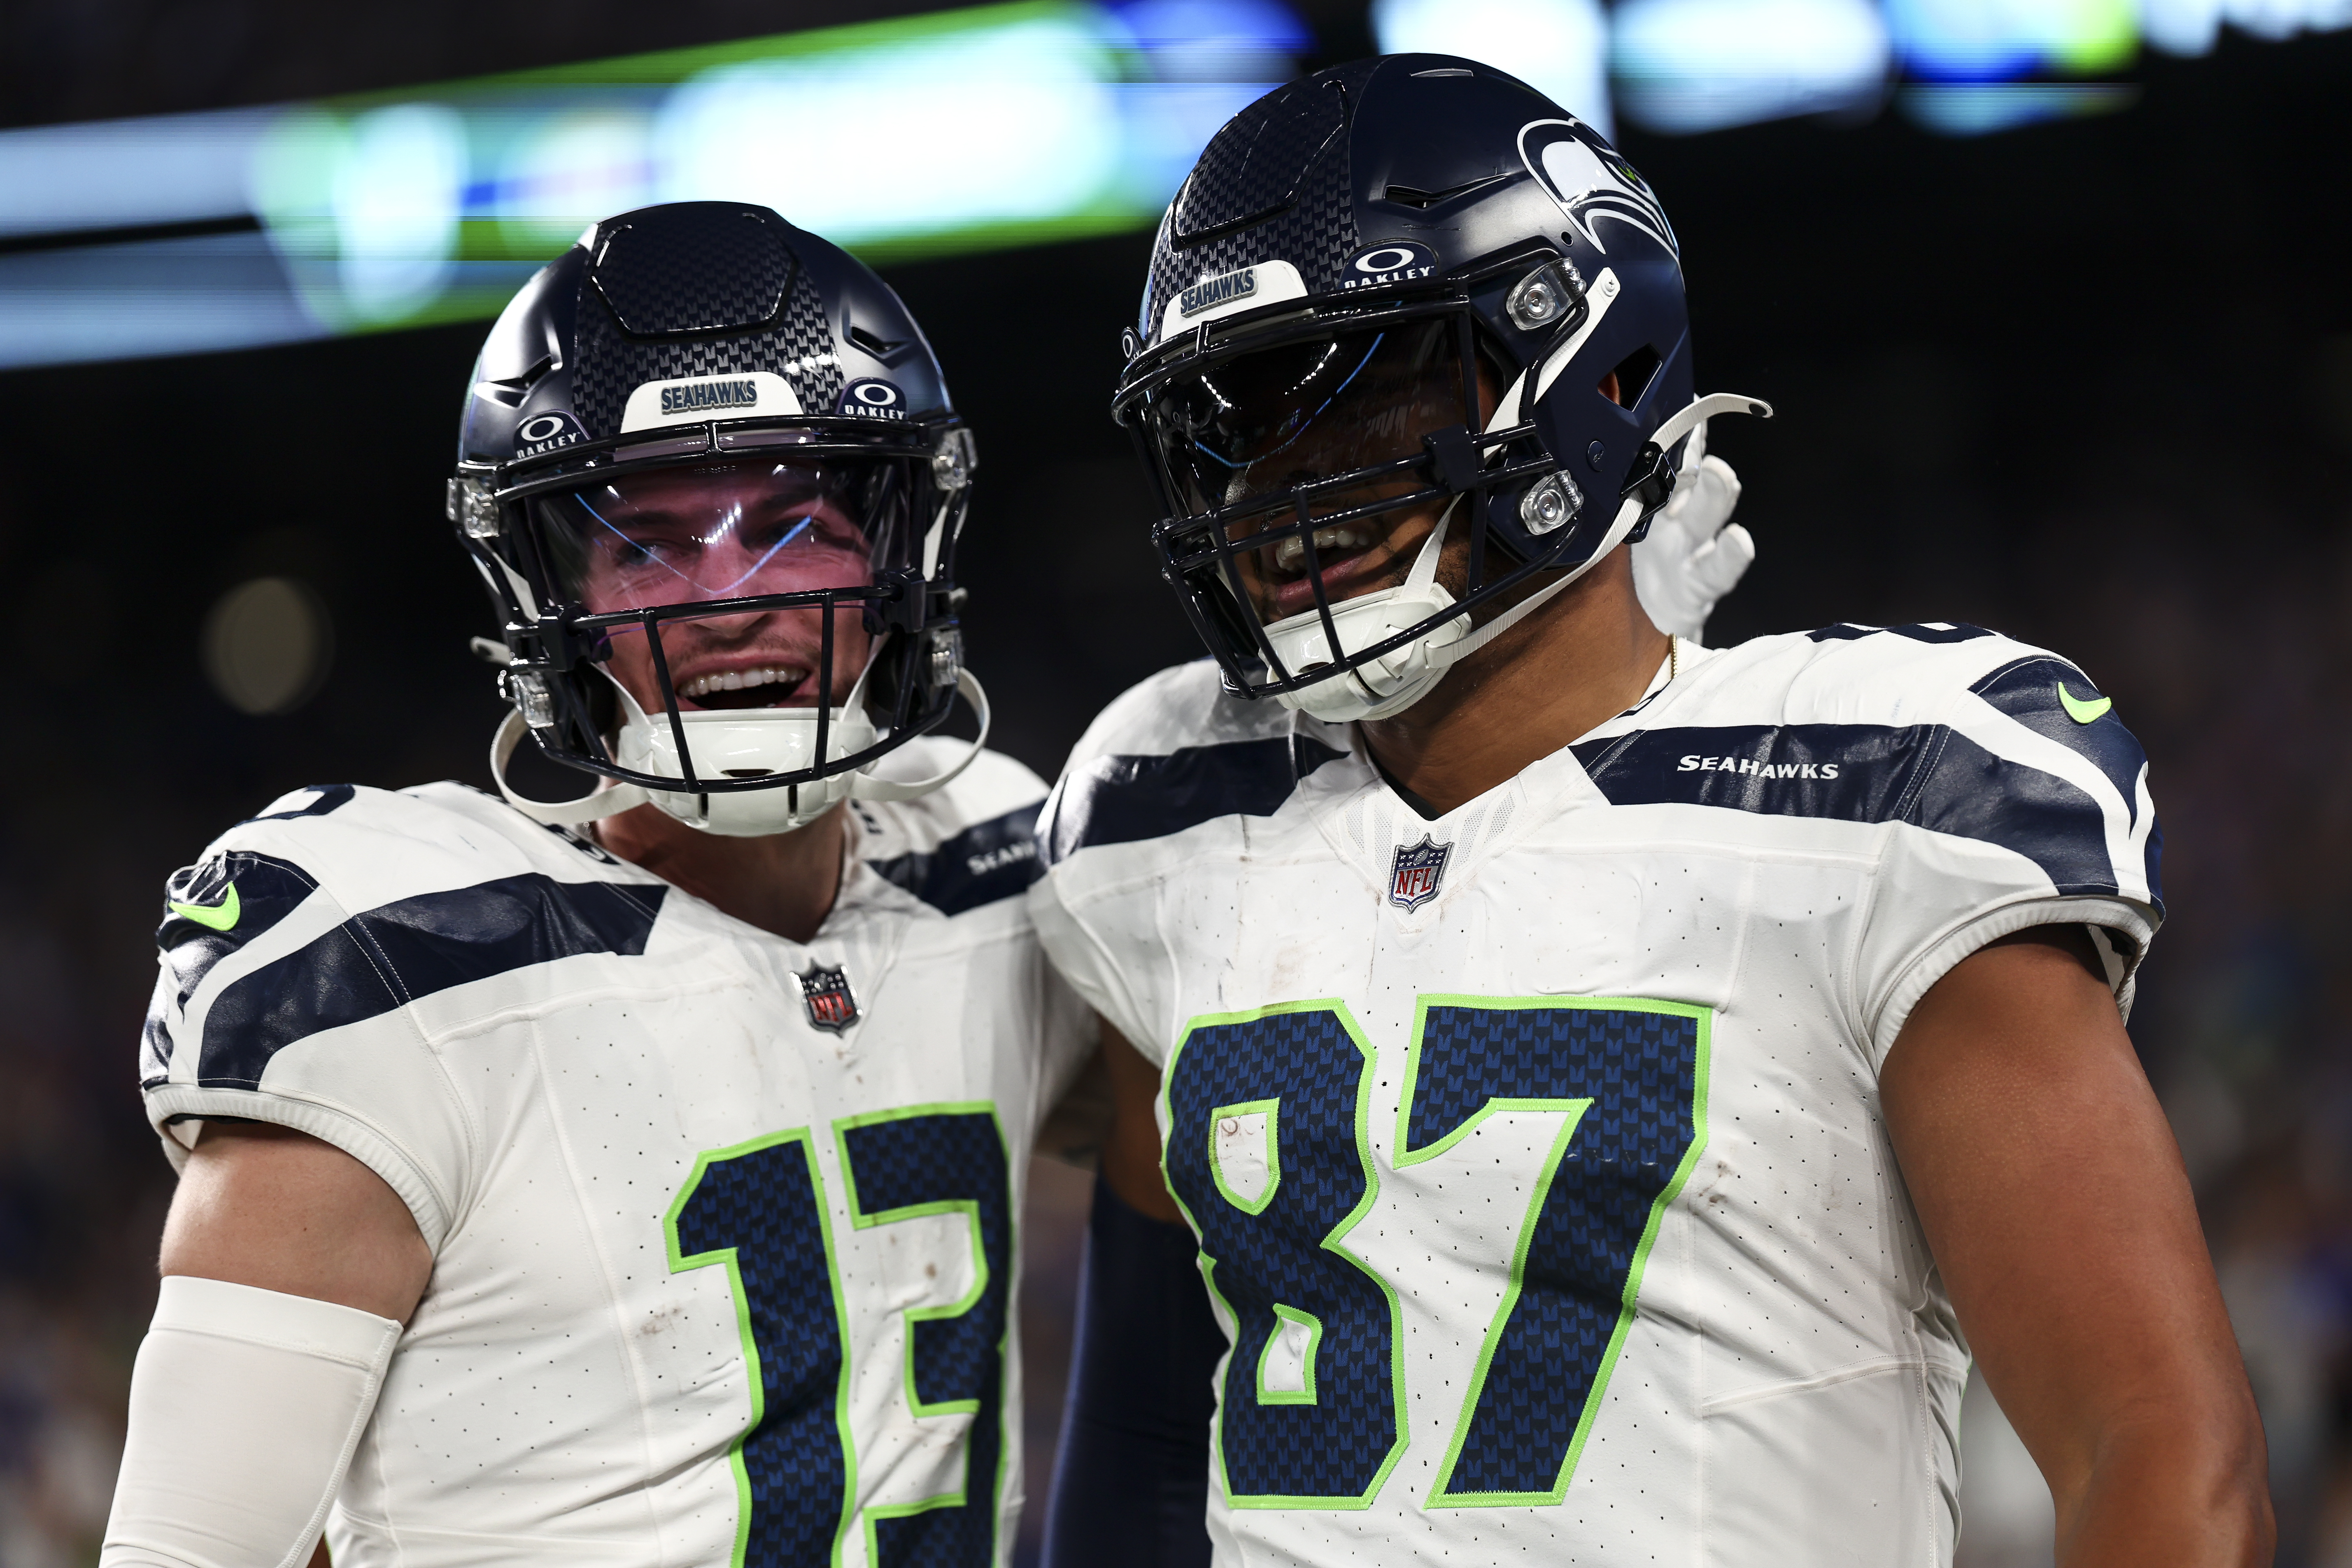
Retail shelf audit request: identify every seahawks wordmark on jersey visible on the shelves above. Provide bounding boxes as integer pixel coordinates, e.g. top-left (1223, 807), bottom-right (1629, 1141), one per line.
top-left (1029, 627), bottom-right (2160, 1567)
top-left (141, 739), bottom-right (1092, 1568)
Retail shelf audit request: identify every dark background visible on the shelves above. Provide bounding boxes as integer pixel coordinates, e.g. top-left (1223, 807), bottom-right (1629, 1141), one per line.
top-left (0, 6), bottom-right (2348, 1564)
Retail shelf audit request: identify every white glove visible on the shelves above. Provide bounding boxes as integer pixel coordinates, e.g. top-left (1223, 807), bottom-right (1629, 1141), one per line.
top-left (1629, 424), bottom-right (1754, 646)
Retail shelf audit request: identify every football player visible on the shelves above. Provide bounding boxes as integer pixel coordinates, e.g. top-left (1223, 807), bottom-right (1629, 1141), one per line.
top-left (103, 203), bottom-right (1093, 1568)
top-left (1032, 59), bottom-right (2271, 1566)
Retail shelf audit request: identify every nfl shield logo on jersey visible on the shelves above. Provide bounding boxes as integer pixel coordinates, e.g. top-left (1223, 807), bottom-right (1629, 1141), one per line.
top-left (1388, 834), bottom-right (1452, 912)
top-left (797, 962), bottom-right (859, 1033)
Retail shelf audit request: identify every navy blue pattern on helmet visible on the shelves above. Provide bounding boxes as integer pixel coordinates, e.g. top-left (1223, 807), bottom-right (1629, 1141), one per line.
top-left (590, 206), bottom-right (793, 334)
top-left (1404, 1002), bottom-right (1701, 1497)
top-left (1143, 66), bottom-right (1371, 333)
top-left (1163, 1006), bottom-right (1399, 1500)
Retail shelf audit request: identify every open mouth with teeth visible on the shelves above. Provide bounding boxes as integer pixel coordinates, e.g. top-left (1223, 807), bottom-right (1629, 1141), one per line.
top-left (1262, 520), bottom-right (1425, 621)
top-left (672, 664), bottom-right (817, 711)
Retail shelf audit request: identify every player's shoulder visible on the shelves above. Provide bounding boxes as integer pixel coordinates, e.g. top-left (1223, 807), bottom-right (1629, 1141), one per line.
top-left (853, 741), bottom-right (1053, 917)
top-left (182, 779), bottom-right (659, 913)
top-left (1675, 622), bottom-right (2105, 729)
top-left (154, 780), bottom-right (671, 1029)
top-left (1040, 659), bottom-right (1353, 866)
top-left (1576, 623), bottom-right (2159, 906)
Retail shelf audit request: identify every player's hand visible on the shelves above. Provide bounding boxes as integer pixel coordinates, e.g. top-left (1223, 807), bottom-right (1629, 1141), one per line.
top-left (1631, 426), bottom-right (1753, 645)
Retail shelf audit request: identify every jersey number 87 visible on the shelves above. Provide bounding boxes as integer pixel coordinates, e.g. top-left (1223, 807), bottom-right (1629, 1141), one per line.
top-left (1160, 997), bottom-right (1707, 1510)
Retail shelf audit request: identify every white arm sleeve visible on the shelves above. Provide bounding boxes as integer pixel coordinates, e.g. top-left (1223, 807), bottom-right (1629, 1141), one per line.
top-left (101, 1275), bottom-right (402, 1568)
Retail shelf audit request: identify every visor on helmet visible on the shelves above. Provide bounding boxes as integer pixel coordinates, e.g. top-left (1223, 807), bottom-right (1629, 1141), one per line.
top-left (1136, 319), bottom-right (1496, 631)
top-left (527, 454), bottom-right (915, 712)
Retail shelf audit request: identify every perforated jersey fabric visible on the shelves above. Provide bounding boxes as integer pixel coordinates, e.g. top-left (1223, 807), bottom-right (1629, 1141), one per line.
top-left (139, 741), bottom-right (1093, 1568)
top-left (1030, 627), bottom-right (2162, 1566)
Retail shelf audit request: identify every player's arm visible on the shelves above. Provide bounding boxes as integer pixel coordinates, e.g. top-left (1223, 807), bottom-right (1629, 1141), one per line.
top-left (1041, 1021), bottom-right (1219, 1568)
top-left (160, 1121), bottom-right (433, 1317)
top-left (1881, 927), bottom-right (2273, 1568)
top-left (101, 1124), bottom-right (428, 1568)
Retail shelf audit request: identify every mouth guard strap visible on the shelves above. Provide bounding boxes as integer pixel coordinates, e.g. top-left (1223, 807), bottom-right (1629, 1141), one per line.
top-left (490, 710), bottom-right (652, 826)
top-left (1403, 495), bottom-right (1460, 594)
top-left (851, 670), bottom-right (994, 803)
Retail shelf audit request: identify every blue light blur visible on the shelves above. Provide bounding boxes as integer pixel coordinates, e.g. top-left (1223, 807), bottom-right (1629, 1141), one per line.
top-left (0, 0), bottom-right (1304, 371)
top-left (4, 0), bottom-right (2351, 370)
top-left (1369, 0), bottom-right (1614, 135)
top-left (1614, 0), bottom-right (1890, 134)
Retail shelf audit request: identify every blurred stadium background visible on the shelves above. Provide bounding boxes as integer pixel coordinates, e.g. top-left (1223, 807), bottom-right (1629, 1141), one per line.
top-left (2, 0), bottom-right (2349, 1561)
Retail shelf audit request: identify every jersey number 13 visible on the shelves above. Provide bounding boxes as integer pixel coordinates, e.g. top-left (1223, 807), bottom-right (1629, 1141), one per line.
top-left (665, 1102), bottom-right (1011, 1568)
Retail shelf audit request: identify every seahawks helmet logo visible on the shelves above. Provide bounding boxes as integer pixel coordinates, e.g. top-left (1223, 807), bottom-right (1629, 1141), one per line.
top-left (1518, 119), bottom-right (1679, 261)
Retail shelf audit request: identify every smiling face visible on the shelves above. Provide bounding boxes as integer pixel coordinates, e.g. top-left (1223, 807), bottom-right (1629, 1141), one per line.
top-left (1143, 319), bottom-right (1502, 626)
top-left (535, 457), bottom-right (885, 716)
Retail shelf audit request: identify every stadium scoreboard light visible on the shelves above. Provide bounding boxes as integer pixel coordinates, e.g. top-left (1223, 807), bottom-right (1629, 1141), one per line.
top-left (0, 0), bottom-right (2345, 370)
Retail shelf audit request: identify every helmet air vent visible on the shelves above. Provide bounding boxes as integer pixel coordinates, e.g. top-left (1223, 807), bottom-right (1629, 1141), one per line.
top-left (1381, 175), bottom-right (1510, 210)
top-left (1607, 344), bottom-right (1663, 408)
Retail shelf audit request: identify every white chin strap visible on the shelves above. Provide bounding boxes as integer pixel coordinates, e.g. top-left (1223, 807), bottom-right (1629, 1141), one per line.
top-left (489, 666), bottom-right (992, 839)
top-left (1267, 391), bottom-right (1770, 725)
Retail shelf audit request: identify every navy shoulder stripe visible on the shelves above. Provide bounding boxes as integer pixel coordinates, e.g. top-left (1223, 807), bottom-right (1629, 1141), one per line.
top-left (868, 803), bottom-right (1043, 916)
top-left (1967, 657), bottom-right (2145, 824)
top-left (194, 874), bottom-right (667, 1089)
top-left (1572, 722), bottom-right (2155, 909)
top-left (143, 850), bottom-right (321, 1083)
top-left (1805, 622), bottom-right (1996, 644)
top-left (1043, 734), bottom-right (1348, 864)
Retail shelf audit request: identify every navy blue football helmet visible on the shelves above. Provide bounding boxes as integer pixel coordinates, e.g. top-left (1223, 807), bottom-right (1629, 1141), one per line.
top-left (452, 201), bottom-right (982, 835)
top-left (1113, 56), bottom-right (1766, 721)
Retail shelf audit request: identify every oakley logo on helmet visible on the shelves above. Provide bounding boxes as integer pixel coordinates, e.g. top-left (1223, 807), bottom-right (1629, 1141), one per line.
top-left (837, 379), bottom-right (906, 419)
top-left (1518, 119), bottom-right (1679, 261)
top-left (1343, 242), bottom-right (1438, 290)
top-left (619, 370), bottom-right (803, 432)
top-left (513, 410), bottom-right (586, 458)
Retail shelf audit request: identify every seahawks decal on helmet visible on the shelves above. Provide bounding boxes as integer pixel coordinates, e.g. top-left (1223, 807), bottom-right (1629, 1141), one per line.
top-left (1518, 118), bottom-right (1680, 261)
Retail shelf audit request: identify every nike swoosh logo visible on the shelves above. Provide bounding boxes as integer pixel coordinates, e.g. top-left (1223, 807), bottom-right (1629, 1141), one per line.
top-left (2058, 683), bottom-right (2112, 725)
top-left (169, 883), bottom-right (240, 932)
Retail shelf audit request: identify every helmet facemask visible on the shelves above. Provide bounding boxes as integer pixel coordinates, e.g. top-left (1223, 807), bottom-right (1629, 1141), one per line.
top-left (472, 422), bottom-right (980, 837)
top-left (1122, 285), bottom-right (1602, 723)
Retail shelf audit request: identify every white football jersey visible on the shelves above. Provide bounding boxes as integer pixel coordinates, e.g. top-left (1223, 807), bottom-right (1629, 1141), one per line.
top-left (140, 739), bottom-right (1093, 1568)
top-left (1029, 627), bottom-right (2161, 1567)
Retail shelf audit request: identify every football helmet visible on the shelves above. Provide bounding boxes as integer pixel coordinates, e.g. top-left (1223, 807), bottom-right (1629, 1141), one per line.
top-left (1113, 56), bottom-right (1769, 722)
top-left (452, 201), bottom-right (984, 836)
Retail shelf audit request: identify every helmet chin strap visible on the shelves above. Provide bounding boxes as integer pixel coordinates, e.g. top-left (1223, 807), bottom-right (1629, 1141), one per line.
top-left (1407, 391), bottom-right (1771, 672)
top-left (1285, 390), bottom-right (1770, 725)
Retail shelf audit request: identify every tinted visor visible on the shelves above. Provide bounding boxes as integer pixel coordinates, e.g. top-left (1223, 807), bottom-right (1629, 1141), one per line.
top-left (531, 454), bottom-right (913, 615)
top-left (1140, 318), bottom-right (1465, 520)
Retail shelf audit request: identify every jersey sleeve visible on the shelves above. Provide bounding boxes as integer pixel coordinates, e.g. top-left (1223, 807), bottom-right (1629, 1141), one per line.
top-left (1850, 641), bottom-right (2163, 1067)
top-left (139, 784), bottom-right (668, 1251)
